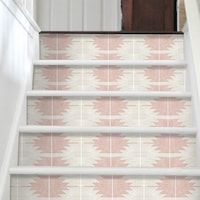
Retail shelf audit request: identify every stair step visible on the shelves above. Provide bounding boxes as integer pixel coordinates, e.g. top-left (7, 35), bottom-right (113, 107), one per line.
top-left (19, 126), bottom-right (197, 135)
top-left (27, 91), bottom-right (192, 98)
top-left (34, 60), bottom-right (187, 66)
top-left (10, 167), bottom-right (200, 176)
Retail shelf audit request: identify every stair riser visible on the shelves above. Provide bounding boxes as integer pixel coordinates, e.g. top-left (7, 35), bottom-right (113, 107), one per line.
top-left (11, 175), bottom-right (200, 199)
top-left (18, 133), bottom-right (196, 168)
top-left (27, 97), bottom-right (193, 127)
top-left (40, 34), bottom-right (184, 60)
top-left (33, 66), bottom-right (186, 92)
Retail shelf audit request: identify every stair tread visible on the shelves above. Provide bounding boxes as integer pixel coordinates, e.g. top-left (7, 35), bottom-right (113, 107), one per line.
top-left (19, 126), bottom-right (197, 135)
top-left (27, 91), bottom-right (192, 97)
top-left (10, 167), bottom-right (200, 176)
top-left (33, 59), bottom-right (187, 66)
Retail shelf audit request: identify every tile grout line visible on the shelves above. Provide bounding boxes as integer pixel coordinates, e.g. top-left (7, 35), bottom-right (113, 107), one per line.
top-left (51, 96), bottom-right (53, 167)
top-left (112, 175), bottom-right (114, 200)
top-left (48, 176), bottom-right (51, 200)
top-left (175, 176), bottom-right (177, 200)
top-left (143, 176), bottom-right (146, 200)
top-left (108, 34), bottom-right (112, 169)
top-left (56, 34), bottom-right (59, 91)
top-left (159, 35), bottom-right (161, 61)
top-left (167, 97), bottom-right (171, 168)
top-left (132, 68), bottom-right (135, 91)
top-left (80, 174), bottom-right (82, 200)
top-left (80, 34), bottom-right (84, 200)
top-left (138, 99), bottom-right (142, 168)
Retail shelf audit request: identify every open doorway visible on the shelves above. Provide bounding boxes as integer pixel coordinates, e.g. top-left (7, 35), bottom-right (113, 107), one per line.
top-left (122, 0), bottom-right (177, 32)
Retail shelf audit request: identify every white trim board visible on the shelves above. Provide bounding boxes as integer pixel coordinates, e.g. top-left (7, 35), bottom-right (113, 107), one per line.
top-left (19, 126), bottom-right (197, 135)
top-left (0, 0), bottom-right (40, 37)
top-left (34, 60), bottom-right (187, 66)
top-left (13, 0), bottom-right (40, 32)
top-left (10, 167), bottom-right (200, 176)
top-left (27, 91), bottom-right (192, 98)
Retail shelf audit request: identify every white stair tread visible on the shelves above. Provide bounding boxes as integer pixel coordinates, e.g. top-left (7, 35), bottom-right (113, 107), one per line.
top-left (19, 126), bottom-right (197, 135)
top-left (34, 60), bottom-right (187, 66)
top-left (27, 91), bottom-right (192, 98)
top-left (10, 167), bottom-right (200, 176)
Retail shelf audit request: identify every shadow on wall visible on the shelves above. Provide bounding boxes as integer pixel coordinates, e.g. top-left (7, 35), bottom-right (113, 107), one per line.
top-left (179, 0), bottom-right (186, 30)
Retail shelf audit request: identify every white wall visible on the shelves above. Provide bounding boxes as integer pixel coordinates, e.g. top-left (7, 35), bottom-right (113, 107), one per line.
top-left (15, 0), bottom-right (34, 15)
top-left (35, 0), bottom-right (121, 31)
top-left (0, 0), bottom-right (39, 198)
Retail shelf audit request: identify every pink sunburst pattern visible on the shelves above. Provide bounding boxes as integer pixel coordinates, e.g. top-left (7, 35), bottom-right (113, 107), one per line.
top-left (144, 35), bottom-right (175, 60)
top-left (31, 176), bottom-right (68, 198)
top-left (29, 97), bottom-right (70, 125)
top-left (31, 133), bottom-right (69, 166)
top-left (11, 176), bottom-right (200, 199)
top-left (93, 35), bottom-right (109, 60)
top-left (40, 34), bottom-right (57, 59)
top-left (38, 66), bottom-right (72, 90)
top-left (157, 176), bottom-right (195, 198)
top-left (94, 176), bottom-right (132, 197)
top-left (93, 134), bottom-right (128, 167)
top-left (40, 34), bottom-right (73, 60)
top-left (150, 98), bottom-right (186, 115)
top-left (144, 66), bottom-right (176, 91)
top-left (109, 35), bottom-right (123, 60)
top-left (40, 34), bottom-right (184, 61)
top-left (33, 134), bottom-right (69, 153)
top-left (149, 98), bottom-right (191, 128)
top-left (93, 97), bottom-right (127, 126)
top-left (153, 135), bottom-right (189, 167)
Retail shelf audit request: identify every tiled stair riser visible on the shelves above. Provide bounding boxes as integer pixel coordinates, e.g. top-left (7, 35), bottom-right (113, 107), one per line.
top-left (40, 34), bottom-right (184, 60)
top-left (19, 133), bottom-right (196, 168)
top-left (27, 97), bottom-right (193, 127)
top-left (11, 175), bottom-right (200, 200)
top-left (11, 34), bottom-right (200, 200)
top-left (33, 65), bottom-right (186, 92)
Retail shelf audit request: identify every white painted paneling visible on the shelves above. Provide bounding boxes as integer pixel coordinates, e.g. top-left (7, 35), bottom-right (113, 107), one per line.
top-left (84, 0), bottom-right (102, 31)
top-left (103, 0), bottom-right (121, 31)
top-left (51, 0), bottom-right (70, 30)
top-left (70, 0), bottom-right (83, 30)
top-left (36, 0), bottom-right (121, 31)
top-left (0, 0), bottom-right (39, 199)
top-left (36, 0), bottom-right (51, 30)
top-left (184, 0), bottom-right (200, 164)
top-left (15, 0), bottom-right (34, 15)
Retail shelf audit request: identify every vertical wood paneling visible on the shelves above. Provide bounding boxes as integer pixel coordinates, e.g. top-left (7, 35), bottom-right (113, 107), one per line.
top-left (103, 0), bottom-right (121, 31)
top-left (36, 0), bottom-right (121, 31)
top-left (36, 0), bottom-right (51, 30)
top-left (70, 0), bottom-right (84, 31)
top-left (84, 0), bottom-right (102, 31)
top-left (51, 0), bottom-right (70, 31)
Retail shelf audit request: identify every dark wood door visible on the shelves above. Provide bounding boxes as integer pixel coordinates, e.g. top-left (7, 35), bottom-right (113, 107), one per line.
top-left (122, 0), bottom-right (177, 32)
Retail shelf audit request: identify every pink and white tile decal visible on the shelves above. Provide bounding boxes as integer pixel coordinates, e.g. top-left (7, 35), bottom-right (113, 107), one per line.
top-left (11, 175), bottom-right (200, 200)
top-left (33, 65), bottom-right (186, 92)
top-left (40, 34), bottom-right (184, 60)
top-left (19, 133), bottom-right (196, 168)
top-left (27, 97), bottom-right (192, 127)
top-left (13, 33), bottom-right (199, 199)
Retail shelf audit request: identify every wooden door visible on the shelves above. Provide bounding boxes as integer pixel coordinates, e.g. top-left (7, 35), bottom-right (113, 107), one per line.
top-left (122, 0), bottom-right (177, 32)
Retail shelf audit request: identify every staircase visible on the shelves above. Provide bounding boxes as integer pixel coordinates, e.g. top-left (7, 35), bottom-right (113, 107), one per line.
top-left (10, 33), bottom-right (200, 199)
